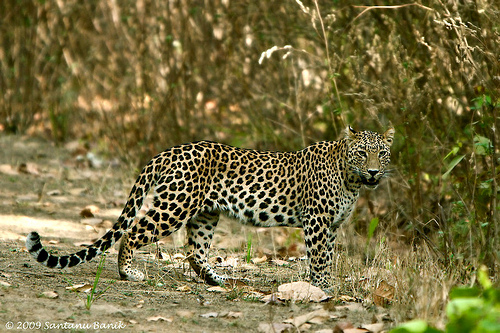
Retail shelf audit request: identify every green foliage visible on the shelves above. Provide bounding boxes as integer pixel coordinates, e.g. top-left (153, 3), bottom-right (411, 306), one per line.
top-left (48, 108), bottom-right (69, 143)
top-left (390, 266), bottom-right (500, 333)
top-left (225, 287), bottom-right (245, 301)
top-left (2, 0), bottom-right (499, 324)
top-left (85, 253), bottom-right (115, 310)
top-left (425, 81), bottom-right (498, 271)
top-left (442, 154), bottom-right (465, 180)
top-left (445, 267), bottom-right (500, 333)
top-left (390, 320), bottom-right (442, 333)
top-left (367, 217), bottom-right (379, 243)
top-left (246, 233), bottom-right (253, 264)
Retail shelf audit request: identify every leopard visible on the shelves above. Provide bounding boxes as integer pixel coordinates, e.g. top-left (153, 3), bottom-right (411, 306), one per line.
top-left (26, 126), bottom-right (394, 290)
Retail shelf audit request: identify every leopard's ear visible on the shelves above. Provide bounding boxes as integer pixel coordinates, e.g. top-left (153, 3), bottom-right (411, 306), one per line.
top-left (384, 127), bottom-right (395, 146)
top-left (345, 126), bottom-right (357, 142)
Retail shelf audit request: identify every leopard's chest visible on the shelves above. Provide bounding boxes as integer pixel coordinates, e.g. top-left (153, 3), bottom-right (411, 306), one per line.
top-left (328, 170), bottom-right (361, 223)
top-left (300, 180), bottom-right (358, 223)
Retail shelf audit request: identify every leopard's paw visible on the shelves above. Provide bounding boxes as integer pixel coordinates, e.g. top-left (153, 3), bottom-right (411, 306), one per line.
top-left (119, 268), bottom-right (145, 281)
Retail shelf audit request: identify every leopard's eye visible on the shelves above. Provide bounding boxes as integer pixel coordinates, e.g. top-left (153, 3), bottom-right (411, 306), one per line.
top-left (378, 150), bottom-right (388, 158)
top-left (357, 151), bottom-right (367, 158)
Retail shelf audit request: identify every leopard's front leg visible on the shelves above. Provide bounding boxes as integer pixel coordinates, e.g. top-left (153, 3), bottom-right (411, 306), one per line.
top-left (303, 215), bottom-right (337, 291)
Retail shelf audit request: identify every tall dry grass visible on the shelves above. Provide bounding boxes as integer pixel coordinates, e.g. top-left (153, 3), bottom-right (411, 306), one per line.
top-left (1, 0), bottom-right (498, 325)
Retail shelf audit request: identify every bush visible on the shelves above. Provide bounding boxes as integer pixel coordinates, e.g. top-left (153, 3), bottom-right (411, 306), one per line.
top-left (391, 266), bottom-right (500, 333)
top-left (1, 0), bottom-right (498, 324)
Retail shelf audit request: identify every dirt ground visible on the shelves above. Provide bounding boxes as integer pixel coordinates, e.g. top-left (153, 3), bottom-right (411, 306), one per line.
top-left (0, 134), bottom-right (394, 333)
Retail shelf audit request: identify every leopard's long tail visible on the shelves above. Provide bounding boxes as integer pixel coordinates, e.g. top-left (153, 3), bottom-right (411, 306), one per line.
top-left (25, 156), bottom-right (160, 269)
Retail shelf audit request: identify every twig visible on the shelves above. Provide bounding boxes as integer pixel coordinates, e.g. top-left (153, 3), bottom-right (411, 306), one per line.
top-left (352, 4), bottom-right (434, 24)
top-left (1, 269), bottom-right (56, 278)
top-left (313, 0), bottom-right (344, 125)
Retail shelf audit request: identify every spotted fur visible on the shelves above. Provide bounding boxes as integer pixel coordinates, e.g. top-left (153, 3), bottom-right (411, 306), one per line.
top-left (26, 126), bottom-right (394, 290)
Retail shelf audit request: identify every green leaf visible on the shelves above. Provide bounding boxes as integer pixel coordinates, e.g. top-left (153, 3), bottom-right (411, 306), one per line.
top-left (389, 319), bottom-right (443, 333)
top-left (246, 233), bottom-right (253, 264)
top-left (446, 298), bottom-right (484, 320)
top-left (478, 265), bottom-right (492, 290)
top-left (477, 320), bottom-right (500, 333)
top-left (485, 94), bottom-right (492, 105)
top-left (442, 155), bottom-right (465, 179)
top-left (367, 217), bottom-right (379, 241)
top-left (449, 286), bottom-right (481, 299)
top-left (444, 146), bottom-right (460, 160)
top-left (474, 135), bottom-right (492, 156)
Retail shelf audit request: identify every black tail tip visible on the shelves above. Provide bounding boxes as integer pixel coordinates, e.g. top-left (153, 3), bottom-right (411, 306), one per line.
top-left (27, 231), bottom-right (40, 240)
top-left (26, 231), bottom-right (42, 252)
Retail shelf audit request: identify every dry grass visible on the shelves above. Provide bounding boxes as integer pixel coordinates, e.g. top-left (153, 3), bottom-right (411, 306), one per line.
top-left (1, 0), bottom-right (498, 326)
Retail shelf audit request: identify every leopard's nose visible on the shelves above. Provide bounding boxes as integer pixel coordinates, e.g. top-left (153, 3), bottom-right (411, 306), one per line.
top-left (367, 169), bottom-right (379, 177)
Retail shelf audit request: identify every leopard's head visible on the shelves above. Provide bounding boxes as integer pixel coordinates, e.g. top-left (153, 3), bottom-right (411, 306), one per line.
top-left (345, 126), bottom-right (394, 189)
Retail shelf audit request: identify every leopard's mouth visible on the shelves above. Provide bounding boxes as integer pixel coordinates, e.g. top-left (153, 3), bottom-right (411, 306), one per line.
top-left (361, 176), bottom-right (379, 188)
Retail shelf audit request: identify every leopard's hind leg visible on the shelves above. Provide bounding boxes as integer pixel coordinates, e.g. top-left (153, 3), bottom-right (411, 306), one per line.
top-left (118, 198), bottom-right (192, 281)
top-left (186, 210), bottom-right (225, 285)
top-left (118, 213), bottom-right (160, 281)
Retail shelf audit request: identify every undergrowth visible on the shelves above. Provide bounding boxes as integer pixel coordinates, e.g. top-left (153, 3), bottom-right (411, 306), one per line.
top-left (2, 0), bottom-right (498, 327)
top-left (86, 253), bottom-right (115, 310)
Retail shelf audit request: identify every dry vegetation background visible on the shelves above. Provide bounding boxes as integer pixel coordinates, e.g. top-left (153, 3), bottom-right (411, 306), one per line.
top-left (1, 0), bottom-right (499, 325)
